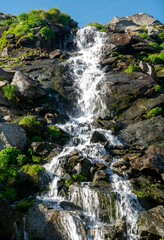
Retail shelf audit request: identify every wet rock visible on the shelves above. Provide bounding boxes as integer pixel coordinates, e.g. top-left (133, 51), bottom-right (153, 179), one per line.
top-left (138, 205), bottom-right (164, 239)
top-left (90, 131), bottom-right (108, 143)
top-left (0, 122), bottom-right (27, 151)
top-left (11, 71), bottom-right (46, 99)
top-left (17, 37), bottom-right (34, 47)
top-left (93, 170), bottom-right (109, 182)
top-left (132, 42), bottom-right (154, 52)
top-left (94, 161), bottom-right (107, 169)
top-left (119, 116), bottom-right (164, 147)
top-left (0, 67), bottom-right (13, 81)
top-left (49, 49), bottom-right (62, 59)
top-left (26, 203), bottom-right (87, 240)
top-left (0, 197), bottom-right (14, 240)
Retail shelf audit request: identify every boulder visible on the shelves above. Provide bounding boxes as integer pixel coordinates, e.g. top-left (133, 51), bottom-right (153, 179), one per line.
top-left (26, 203), bottom-right (87, 240)
top-left (0, 91), bottom-right (10, 107)
top-left (139, 61), bottom-right (157, 78)
top-left (90, 131), bottom-right (108, 143)
top-left (119, 116), bottom-right (164, 147)
top-left (138, 205), bottom-right (164, 239)
top-left (0, 197), bottom-right (14, 240)
top-left (132, 42), bottom-right (154, 52)
top-left (11, 71), bottom-right (46, 99)
top-left (105, 17), bottom-right (136, 33)
top-left (0, 67), bottom-right (13, 81)
top-left (93, 170), bottom-right (109, 182)
top-left (49, 49), bottom-right (62, 59)
top-left (126, 13), bottom-right (162, 26)
top-left (0, 122), bottom-right (27, 151)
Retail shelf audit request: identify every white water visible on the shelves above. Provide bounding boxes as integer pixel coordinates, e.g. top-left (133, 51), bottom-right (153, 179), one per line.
top-left (38, 26), bottom-right (142, 240)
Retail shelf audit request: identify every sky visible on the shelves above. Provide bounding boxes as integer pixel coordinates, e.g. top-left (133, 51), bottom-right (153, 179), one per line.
top-left (1, 0), bottom-right (164, 27)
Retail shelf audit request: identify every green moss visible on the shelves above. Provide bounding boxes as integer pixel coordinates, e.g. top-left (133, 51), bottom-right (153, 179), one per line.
top-left (39, 26), bottom-right (54, 40)
top-left (19, 116), bottom-right (41, 137)
top-left (32, 155), bottom-right (41, 163)
top-left (138, 32), bottom-right (151, 40)
top-left (3, 187), bottom-right (17, 203)
top-left (149, 42), bottom-right (161, 52)
top-left (16, 198), bottom-right (36, 212)
top-left (31, 136), bottom-right (43, 142)
top-left (132, 190), bottom-right (149, 198)
top-left (154, 85), bottom-right (163, 92)
top-left (124, 64), bottom-right (140, 73)
top-left (146, 107), bottom-right (163, 118)
top-left (148, 52), bottom-right (164, 64)
top-left (21, 164), bottom-right (44, 182)
top-left (48, 126), bottom-right (61, 138)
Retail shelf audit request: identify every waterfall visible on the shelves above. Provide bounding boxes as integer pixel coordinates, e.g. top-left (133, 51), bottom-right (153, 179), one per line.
top-left (37, 26), bottom-right (143, 240)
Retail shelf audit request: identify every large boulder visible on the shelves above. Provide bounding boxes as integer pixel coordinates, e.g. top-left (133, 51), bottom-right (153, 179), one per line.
top-left (11, 71), bottom-right (46, 99)
top-left (118, 116), bottom-right (164, 147)
top-left (0, 122), bottom-right (27, 151)
top-left (0, 197), bottom-right (14, 240)
top-left (0, 67), bottom-right (13, 81)
top-left (138, 205), bottom-right (164, 239)
top-left (26, 203), bottom-right (87, 240)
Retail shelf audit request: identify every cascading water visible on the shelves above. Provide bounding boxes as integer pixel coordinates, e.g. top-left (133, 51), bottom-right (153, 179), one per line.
top-left (38, 26), bottom-right (143, 240)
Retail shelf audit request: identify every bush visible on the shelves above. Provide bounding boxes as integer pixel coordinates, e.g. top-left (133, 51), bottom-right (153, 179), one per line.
top-left (0, 147), bottom-right (20, 164)
top-left (154, 85), bottom-right (163, 92)
top-left (48, 126), bottom-right (61, 138)
top-left (0, 19), bottom-right (17, 26)
top-left (32, 155), bottom-right (41, 163)
top-left (158, 31), bottom-right (164, 41)
top-left (146, 107), bottom-right (163, 118)
top-left (149, 42), bottom-right (161, 52)
top-left (21, 164), bottom-right (44, 182)
top-left (31, 136), bottom-right (43, 142)
top-left (124, 64), bottom-right (140, 73)
top-left (2, 84), bottom-right (17, 101)
top-left (148, 52), bottom-right (164, 64)
top-left (19, 115), bottom-right (40, 128)
top-left (87, 22), bottom-right (106, 32)
top-left (3, 187), bottom-right (17, 202)
top-left (18, 13), bottom-right (29, 21)
top-left (58, 13), bottom-right (72, 26)
top-left (39, 26), bottom-right (54, 40)
top-left (138, 32), bottom-right (151, 40)
top-left (17, 154), bottom-right (27, 166)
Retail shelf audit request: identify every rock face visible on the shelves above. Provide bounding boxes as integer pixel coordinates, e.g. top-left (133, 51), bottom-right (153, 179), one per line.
top-left (138, 205), bottom-right (164, 239)
top-left (0, 122), bottom-right (27, 150)
top-left (0, 197), bottom-right (14, 240)
top-left (11, 71), bottom-right (46, 99)
top-left (26, 203), bottom-right (87, 240)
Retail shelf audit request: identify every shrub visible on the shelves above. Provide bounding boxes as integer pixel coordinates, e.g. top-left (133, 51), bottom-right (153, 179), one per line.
top-left (146, 107), bottom-right (163, 118)
top-left (18, 13), bottom-right (29, 21)
top-left (2, 84), bottom-right (17, 101)
top-left (0, 147), bottom-right (20, 164)
top-left (3, 187), bottom-right (17, 202)
top-left (39, 26), bottom-right (54, 40)
top-left (19, 115), bottom-right (40, 128)
top-left (148, 52), bottom-right (164, 64)
top-left (138, 32), bottom-right (151, 40)
top-left (21, 164), bottom-right (44, 182)
top-left (0, 19), bottom-right (17, 26)
top-left (86, 22), bottom-right (106, 32)
top-left (32, 155), bottom-right (41, 163)
top-left (31, 136), bottom-right (43, 142)
top-left (17, 154), bottom-right (27, 166)
top-left (160, 42), bottom-right (164, 49)
top-left (154, 85), bottom-right (163, 92)
top-left (158, 31), bottom-right (164, 41)
top-left (58, 13), bottom-right (72, 26)
top-left (124, 64), bottom-right (140, 73)
top-left (149, 42), bottom-right (161, 52)
top-left (16, 199), bottom-right (36, 212)
top-left (48, 126), bottom-right (61, 138)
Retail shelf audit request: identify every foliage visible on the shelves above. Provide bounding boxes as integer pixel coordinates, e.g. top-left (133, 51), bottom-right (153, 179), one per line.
top-left (72, 174), bottom-right (87, 182)
top-left (39, 26), bottom-right (54, 40)
top-left (16, 198), bottom-right (36, 212)
top-left (158, 31), bottom-right (164, 41)
top-left (32, 155), bottom-right (41, 163)
top-left (138, 32), bottom-right (151, 40)
top-left (0, 18), bottom-right (17, 26)
top-left (132, 189), bottom-right (149, 198)
top-left (154, 85), bottom-right (163, 92)
top-left (19, 115), bottom-right (40, 128)
top-left (86, 22), bottom-right (106, 32)
top-left (58, 13), bottom-right (72, 26)
top-left (124, 64), bottom-right (140, 73)
top-left (146, 107), bottom-right (163, 118)
top-left (160, 42), bottom-right (164, 48)
top-left (2, 84), bottom-right (17, 101)
top-left (148, 52), bottom-right (164, 64)
top-left (3, 187), bottom-right (17, 202)
top-left (149, 42), bottom-right (161, 52)
top-left (21, 164), bottom-right (44, 182)
top-left (18, 13), bottom-right (29, 21)
top-left (31, 136), bottom-right (43, 142)
top-left (0, 147), bottom-right (20, 164)
top-left (48, 126), bottom-right (61, 138)
top-left (16, 154), bottom-right (27, 166)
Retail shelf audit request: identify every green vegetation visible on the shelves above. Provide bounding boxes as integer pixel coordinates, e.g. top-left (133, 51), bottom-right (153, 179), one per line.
top-left (48, 126), bottom-right (61, 138)
top-left (0, 18), bottom-right (18, 26)
top-left (154, 85), bottom-right (163, 92)
top-left (2, 84), bottom-right (17, 101)
top-left (138, 32), bottom-right (151, 40)
top-left (86, 22), bottom-right (106, 32)
top-left (39, 26), bottom-right (54, 40)
top-left (158, 31), bottom-right (164, 41)
top-left (64, 174), bottom-right (87, 188)
top-left (19, 116), bottom-right (41, 137)
top-left (124, 64), bottom-right (140, 73)
top-left (31, 136), bottom-right (43, 142)
top-left (21, 164), bottom-right (44, 182)
top-left (32, 155), bottom-right (41, 163)
top-left (148, 52), bottom-right (164, 64)
top-left (132, 190), bottom-right (149, 198)
top-left (149, 42), bottom-right (161, 52)
top-left (146, 107), bottom-right (163, 118)
top-left (16, 154), bottom-right (27, 166)
top-left (16, 198), bottom-right (36, 212)
top-left (3, 187), bottom-right (17, 202)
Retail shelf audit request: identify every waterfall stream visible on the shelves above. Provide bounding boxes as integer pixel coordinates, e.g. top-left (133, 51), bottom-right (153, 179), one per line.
top-left (37, 26), bottom-right (143, 240)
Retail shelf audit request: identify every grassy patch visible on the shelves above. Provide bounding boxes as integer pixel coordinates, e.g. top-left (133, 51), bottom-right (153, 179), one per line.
top-left (124, 64), bottom-right (140, 73)
top-left (132, 190), bottom-right (149, 198)
top-left (154, 85), bottom-right (163, 92)
top-left (138, 32), bottom-right (151, 40)
top-left (146, 107), bottom-right (163, 118)
top-left (2, 84), bottom-right (17, 101)
top-left (86, 22), bottom-right (106, 32)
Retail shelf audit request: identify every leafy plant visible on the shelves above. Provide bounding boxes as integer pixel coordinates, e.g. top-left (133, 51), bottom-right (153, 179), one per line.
top-left (154, 85), bottom-right (162, 92)
top-left (19, 115), bottom-right (40, 129)
top-left (3, 187), bottom-right (17, 202)
top-left (32, 155), bottom-right (41, 163)
top-left (2, 84), bottom-right (17, 101)
top-left (16, 154), bottom-right (27, 166)
top-left (86, 22), bottom-right (106, 32)
top-left (148, 52), bottom-right (164, 64)
top-left (39, 26), bottom-right (54, 40)
top-left (72, 174), bottom-right (87, 182)
top-left (138, 32), bottom-right (150, 40)
top-left (31, 136), bottom-right (43, 142)
top-left (146, 107), bottom-right (163, 118)
top-left (124, 64), bottom-right (140, 73)
top-left (58, 13), bottom-right (72, 26)
top-left (48, 126), bottom-right (61, 138)
top-left (149, 42), bottom-right (161, 52)
top-left (21, 164), bottom-right (44, 182)
top-left (0, 147), bottom-right (20, 164)
top-left (158, 31), bottom-right (164, 41)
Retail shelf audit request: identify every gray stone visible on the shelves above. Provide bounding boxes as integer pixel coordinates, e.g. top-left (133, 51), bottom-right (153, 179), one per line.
top-left (0, 67), bottom-right (13, 81)
top-left (0, 122), bottom-right (27, 150)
